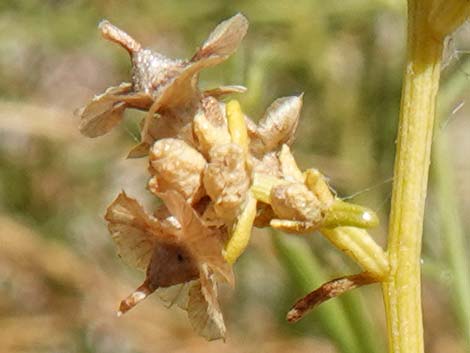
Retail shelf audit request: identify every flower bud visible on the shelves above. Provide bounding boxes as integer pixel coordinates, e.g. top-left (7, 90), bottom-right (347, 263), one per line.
top-left (270, 182), bottom-right (323, 222)
top-left (203, 143), bottom-right (250, 221)
top-left (149, 138), bottom-right (206, 203)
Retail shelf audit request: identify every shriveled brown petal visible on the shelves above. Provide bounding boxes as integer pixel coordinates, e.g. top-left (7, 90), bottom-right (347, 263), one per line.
top-left (105, 191), bottom-right (170, 271)
top-left (287, 272), bottom-right (377, 323)
top-left (78, 83), bottom-right (132, 137)
top-left (187, 264), bottom-right (226, 341)
top-left (149, 138), bottom-right (206, 203)
top-left (146, 13), bottom-right (248, 110)
top-left (251, 95), bottom-right (303, 154)
top-left (203, 143), bottom-right (250, 221)
top-left (270, 182), bottom-right (323, 222)
top-left (203, 85), bottom-right (247, 98)
top-left (192, 13), bottom-right (249, 65)
top-left (156, 281), bottom-right (194, 309)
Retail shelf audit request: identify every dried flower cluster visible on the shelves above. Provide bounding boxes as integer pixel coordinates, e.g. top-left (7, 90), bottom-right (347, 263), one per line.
top-left (78, 14), bottom-right (389, 341)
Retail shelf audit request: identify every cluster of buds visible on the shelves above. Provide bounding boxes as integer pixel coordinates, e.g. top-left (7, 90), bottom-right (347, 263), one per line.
top-left (78, 14), bottom-right (389, 341)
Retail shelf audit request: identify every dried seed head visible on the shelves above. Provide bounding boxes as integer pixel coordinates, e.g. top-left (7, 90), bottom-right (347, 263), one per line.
top-left (203, 143), bottom-right (250, 221)
top-left (270, 182), bottom-right (323, 222)
top-left (132, 49), bottom-right (186, 97)
top-left (149, 138), bottom-right (206, 203)
top-left (193, 97), bottom-right (231, 156)
top-left (81, 14), bottom-right (248, 150)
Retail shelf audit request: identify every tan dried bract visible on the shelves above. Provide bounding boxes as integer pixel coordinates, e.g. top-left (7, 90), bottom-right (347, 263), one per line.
top-left (203, 143), bottom-right (250, 221)
top-left (193, 97), bottom-right (231, 157)
top-left (149, 138), bottom-right (206, 204)
top-left (250, 95), bottom-right (303, 155)
top-left (105, 191), bottom-right (169, 271)
top-left (270, 182), bottom-right (323, 222)
top-left (286, 273), bottom-right (377, 323)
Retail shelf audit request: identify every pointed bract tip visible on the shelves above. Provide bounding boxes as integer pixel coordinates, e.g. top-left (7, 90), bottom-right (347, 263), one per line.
top-left (98, 19), bottom-right (141, 54)
top-left (286, 308), bottom-right (302, 323)
top-left (117, 282), bottom-right (155, 315)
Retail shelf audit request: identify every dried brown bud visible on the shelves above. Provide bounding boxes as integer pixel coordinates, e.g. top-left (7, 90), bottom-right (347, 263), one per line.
top-left (251, 95), bottom-right (303, 154)
top-left (149, 138), bottom-right (206, 203)
top-left (251, 151), bottom-right (282, 177)
top-left (203, 143), bottom-right (250, 221)
top-left (270, 182), bottom-right (323, 222)
top-left (79, 13), bottom-right (248, 151)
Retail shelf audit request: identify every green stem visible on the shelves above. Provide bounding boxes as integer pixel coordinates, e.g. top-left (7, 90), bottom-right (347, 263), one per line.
top-left (382, 2), bottom-right (444, 352)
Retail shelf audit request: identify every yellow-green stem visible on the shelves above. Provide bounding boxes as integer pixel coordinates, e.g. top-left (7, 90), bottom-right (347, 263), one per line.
top-left (382, 3), bottom-right (444, 352)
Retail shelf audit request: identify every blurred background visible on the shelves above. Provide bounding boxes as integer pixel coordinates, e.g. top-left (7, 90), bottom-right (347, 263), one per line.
top-left (1, 1), bottom-right (470, 352)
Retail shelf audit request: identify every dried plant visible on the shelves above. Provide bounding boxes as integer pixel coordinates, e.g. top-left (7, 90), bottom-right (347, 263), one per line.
top-left (78, 13), bottom-right (389, 341)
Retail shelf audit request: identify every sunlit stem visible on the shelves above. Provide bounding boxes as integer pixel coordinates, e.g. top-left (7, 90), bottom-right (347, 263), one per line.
top-left (382, 1), bottom-right (448, 352)
top-left (321, 227), bottom-right (389, 279)
top-left (323, 200), bottom-right (379, 229)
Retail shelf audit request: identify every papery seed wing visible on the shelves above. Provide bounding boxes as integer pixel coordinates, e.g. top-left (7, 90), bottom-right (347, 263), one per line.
top-left (105, 191), bottom-right (165, 271)
top-left (127, 142), bottom-right (151, 159)
top-left (255, 95), bottom-right (303, 153)
top-left (203, 85), bottom-right (247, 98)
top-left (157, 190), bottom-right (234, 286)
top-left (141, 14), bottom-right (248, 111)
top-left (78, 83), bottom-right (133, 137)
top-left (156, 281), bottom-right (194, 310)
top-left (187, 265), bottom-right (226, 341)
top-left (192, 13), bottom-right (248, 65)
top-left (156, 190), bottom-right (207, 241)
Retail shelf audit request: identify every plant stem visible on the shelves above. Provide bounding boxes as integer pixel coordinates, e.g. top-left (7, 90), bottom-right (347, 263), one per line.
top-left (382, 2), bottom-right (444, 352)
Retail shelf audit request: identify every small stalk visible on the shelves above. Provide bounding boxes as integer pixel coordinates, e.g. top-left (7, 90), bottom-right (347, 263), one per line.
top-left (382, 1), bottom-right (470, 352)
top-left (383, 2), bottom-right (443, 352)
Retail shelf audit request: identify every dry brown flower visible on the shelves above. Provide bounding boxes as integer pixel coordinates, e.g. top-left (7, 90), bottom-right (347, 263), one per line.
top-left (105, 190), bottom-right (232, 340)
top-left (77, 14), bottom-right (248, 158)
